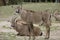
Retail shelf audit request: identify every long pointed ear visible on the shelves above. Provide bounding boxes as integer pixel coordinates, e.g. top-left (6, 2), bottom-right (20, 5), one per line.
top-left (21, 21), bottom-right (27, 25)
top-left (16, 19), bottom-right (27, 25)
top-left (53, 9), bottom-right (59, 16)
top-left (53, 9), bottom-right (58, 14)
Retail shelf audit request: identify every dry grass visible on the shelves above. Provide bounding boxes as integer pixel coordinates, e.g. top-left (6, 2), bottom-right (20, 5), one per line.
top-left (0, 3), bottom-right (60, 18)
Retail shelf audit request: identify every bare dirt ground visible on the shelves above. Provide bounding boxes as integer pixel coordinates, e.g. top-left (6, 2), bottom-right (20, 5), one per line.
top-left (0, 20), bottom-right (60, 40)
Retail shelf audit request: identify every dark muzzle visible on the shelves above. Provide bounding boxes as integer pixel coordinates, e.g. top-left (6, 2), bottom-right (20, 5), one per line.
top-left (40, 32), bottom-right (43, 36)
top-left (11, 25), bottom-right (15, 27)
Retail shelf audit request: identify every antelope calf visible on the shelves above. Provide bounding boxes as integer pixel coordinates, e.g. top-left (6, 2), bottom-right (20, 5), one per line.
top-left (11, 17), bottom-right (43, 36)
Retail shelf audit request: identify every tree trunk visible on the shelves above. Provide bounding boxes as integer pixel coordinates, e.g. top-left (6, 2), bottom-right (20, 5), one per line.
top-left (39, 0), bottom-right (41, 2)
top-left (3, 0), bottom-right (6, 5)
top-left (0, 0), bottom-right (6, 6)
top-left (50, 0), bottom-right (52, 2)
top-left (55, 0), bottom-right (57, 2)
top-left (58, 0), bottom-right (59, 3)
top-left (30, 0), bottom-right (32, 2)
top-left (35, 0), bottom-right (37, 2)
top-left (45, 0), bottom-right (47, 3)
